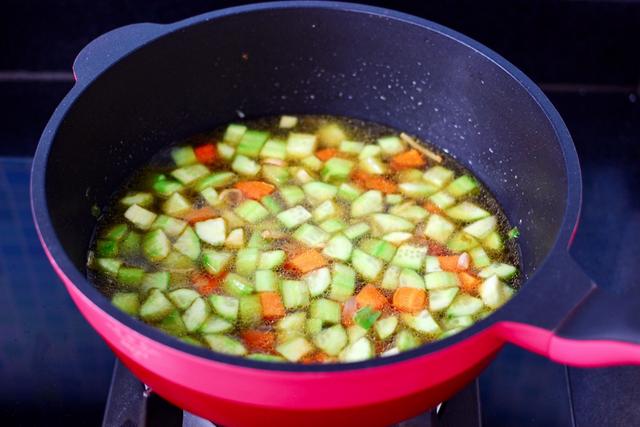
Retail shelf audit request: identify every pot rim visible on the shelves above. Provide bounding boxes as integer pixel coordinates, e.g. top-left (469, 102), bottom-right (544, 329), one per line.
top-left (30, 1), bottom-right (581, 373)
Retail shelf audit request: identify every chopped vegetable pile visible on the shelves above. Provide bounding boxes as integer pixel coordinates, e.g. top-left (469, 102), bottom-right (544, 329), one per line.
top-left (88, 115), bottom-right (520, 364)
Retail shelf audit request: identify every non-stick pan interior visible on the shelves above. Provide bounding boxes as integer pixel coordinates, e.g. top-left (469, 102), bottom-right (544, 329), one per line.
top-left (45, 7), bottom-right (567, 282)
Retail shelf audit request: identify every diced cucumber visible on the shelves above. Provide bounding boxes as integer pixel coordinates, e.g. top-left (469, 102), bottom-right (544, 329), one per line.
top-left (204, 334), bottom-right (247, 356)
top-left (446, 294), bottom-right (484, 317)
top-left (277, 312), bottom-right (307, 333)
top-left (293, 224), bottom-right (330, 248)
top-left (182, 297), bottom-right (210, 332)
top-left (482, 231), bottom-right (504, 252)
top-left (302, 181), bottom-right (338, 205)
top-left (310, 298), bottom-right (341, 324)
top-left (343, 222), bottom-right (370, 240)
top-left (276, 205), bottom-right (311, 228)
top-left (369, 213), bottom-right (414, 236)
top-left (360, 238), bottom-right (397, 262)
top-left (290, 166), bottom-right (314, 185)
top-left (478, 275), bottom-right (510, 309)
top-left (200, 315), bottom-right (234, 334)
top-left (168, 288), bottom-right (200, 310)
top-left (104, 224), bottom-right (129, 241)
top-left (382, 232), bottom-right (413, 246)
top-left (301, 155), bottom-right (323, 172)
top-left (329, 263), bottom-right (356, 302)
top-left (217, 143), bottom-right (235, 161)
top-left (232, 155), bottom-right (261, 176)
top-left (224, 228), bottom-right (245, 249)
top-left (281, 280), bottom-right (310, 309)
top-left (351, 190), bottom-right (383, 217)
top-left (424, 214), bottom-right (455, 244)
top-left (142, 229), bottom-right (171, 262)
top-left (423, 166), bottom-right (454, 188)
top-left (125, 204), bottom-right (157, 231)
top-left (479, 263), bottom-right (517, 280)
top-left (195, 171), bottom-right (237, 190)
top-left (314, 325), bottom-right (348, 356)
top-left (237, 130), bottom-right (269, 158)
top-left (354, 306), bottom-right (381, 330)
top-left (247, 231), bottom-right (267, 249)
top-left (399, 268), bottom-right (425, 289)
top-left (319, 218), bottom-right (347, 234)
top-left (339, 140), bottom-right (364, 154)
top-left (446, 202), bottom-right (490, 222)
top-left (239, 294), bottom-right (262, 326)
top-left (304, 267), bottom-right (331, 297)
top-left (121, 192), bottom-right (154, 208)
top-left (377, 135), bottom-right (405, 156)
top-left (352, 249), bottom-right (384, 281)
top-left (398, 182), bottom-right (438, 200)
top-left (359, 157), bottom-right (387, 175)
top-left (151, 215), bottom-right (187, 238)
top-left (443, 315), bottom-right (474, 330)
top-left (141, 271), bottom-right (169, 293)
top-left (340, 337), bottom-right (374, 362)
top-left (381, 347), bottom-right (400, 357)
top-left (447, 232), bottom-right (479, 253)
top-left (429, 287), bottom-right (459, 312)
top-left (276, 336), bottom-right (314, 362)
top-left (391, 244), bottom-right (427, 271)
top-left (140, 289), bottom-right (174, 321)
top-left (317, 123), bottom-right (347, 147)
top-left (171, 164), bottom-right (209, 185)
top-left (120, 231), bottom-right (141, 256)
top-left (160, 252), bottom-right (194, 272)
top-left (337, 182), bottom-right (363, 202)
top-left (209, 294), bottom-right (239, 322)
top-left (469, 246), bottom-right (491, 268)
top-left (286, 133), bottom-right (317, 159)
top-left (425, 256), bottom-right (442, 273)
top-left (199, 187), bottom-right (220, 206)
top-left (171, 146), bottom-right (197, 166)
top-left (235, 248), bottom-right (259, 277)
top-left (260, 195), bottom-right (282, 215)
top-left (279, 185), bottom-right (305, 207)
top-left (306, 318), bottom-right (323, 335)
top-left (262, 165), bottom-right (290, 186)
top-left (162, 193), bottom-right (191, 216)
top-left (463, 216), bottom-right (497, 239)
top-left (260, 139), bottom-right (287, 160)
top-left (401, 310), bottom-right (441, 335)
top-left (396, 329), bottom-right (420, 351)
top-left (428, 191), bottom-right (456, 209)
top-left (385, 193), bottom-right (403, 205)
top-left (117, 267), bottom-right (145, 287)
top-left (223, 123), bottom-right (247, 144)
top-left (201, 250), bottom-right (232, 275)
top-left (312, 200), bottom-right (338, 223)
top-left (224, 273), bottom-right (254, 296)
top-left (111, 292), bottom-right (139, 315)
top-left (375, 316), bottom-right (398, 340)
top-left (258, 250), bottom-right (286, 270)
top-left (96, 239), bottom-right (118, 258)
top-left (359, 144), bottom-right (381, 159)
top-left (159, 310), bottom-right (187, 336)
top-left (255, 270), bottom-right (278, 292)
top-left (446, 175), bottom-right (478, 197)
top-left (247, 353), bottom-right (287, 362)
top-left (322, 234), bottom-right (353, 261)
top-left (347, 325), bottom-right (368, 344)
top-left (321, 157), bottom-right (354, 183)
top-left (234, 200), bottom-right (269, 224)
top-left (153, 177), bottom-right (184, 197)
top-left (194, 218), bottom-right (226, 246)
top-left (425, 271), bottom-right (460, 290)
top-left (398, 168), bottom-right (424, 183)
top-left (173, 227), bottom-right (201, 260)
top-left (381, 265), bottom-right (402, 290)
top-left (389, 203), bottom-right (428, 223)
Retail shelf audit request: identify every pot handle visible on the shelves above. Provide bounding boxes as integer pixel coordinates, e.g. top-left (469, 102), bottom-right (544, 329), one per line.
top-left (72, 22), bottom-right (167, 83)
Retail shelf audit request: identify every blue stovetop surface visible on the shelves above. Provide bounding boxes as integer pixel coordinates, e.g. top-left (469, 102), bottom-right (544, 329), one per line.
top-left (0, 92), bottom-right (639, 426)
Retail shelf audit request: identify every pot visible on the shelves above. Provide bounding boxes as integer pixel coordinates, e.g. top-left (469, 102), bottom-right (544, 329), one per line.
top-left (31, 2), bottom-right (640, 426)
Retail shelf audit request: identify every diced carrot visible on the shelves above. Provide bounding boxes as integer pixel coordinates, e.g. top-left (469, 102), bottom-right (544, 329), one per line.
top-left (458, 272), bottom-right (482, 295)
top-left (351, 169), bottom-right (371, 185)
top-left (342, 298), bottom-right (357, 327)
top-left (392, 287), bottom-right (427, 313)
top-left (438, 255), bottom-right (463, 272)
top-left (234, 181), bottom-right (275, 200)
top-left (390, 149), bottom-right (426, 170)
top-left (194, 143), bottom-right (217, 164)
top-left (285, 249), bottom-right (327, 275)
top-left (428, 241), bottom-right (449, 256)
top-left (192, 271), bottom-right (227, 296)
top-left (259, 292), bottom-right (286, 319)
top-left (316, 148), bottom-right (338, 161)
top-left (424, 202), bottom-right (444, 215)
top-left (241, 330), bottom-right (276, 353)
top-left (351, 170), bottom-right (397, 194)
top-left (177, 206), bottom-right (217, 224)
top-left (300, 352), bottom-right (334, 364)
top-left (355, 284), bottom-right (388, 311)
